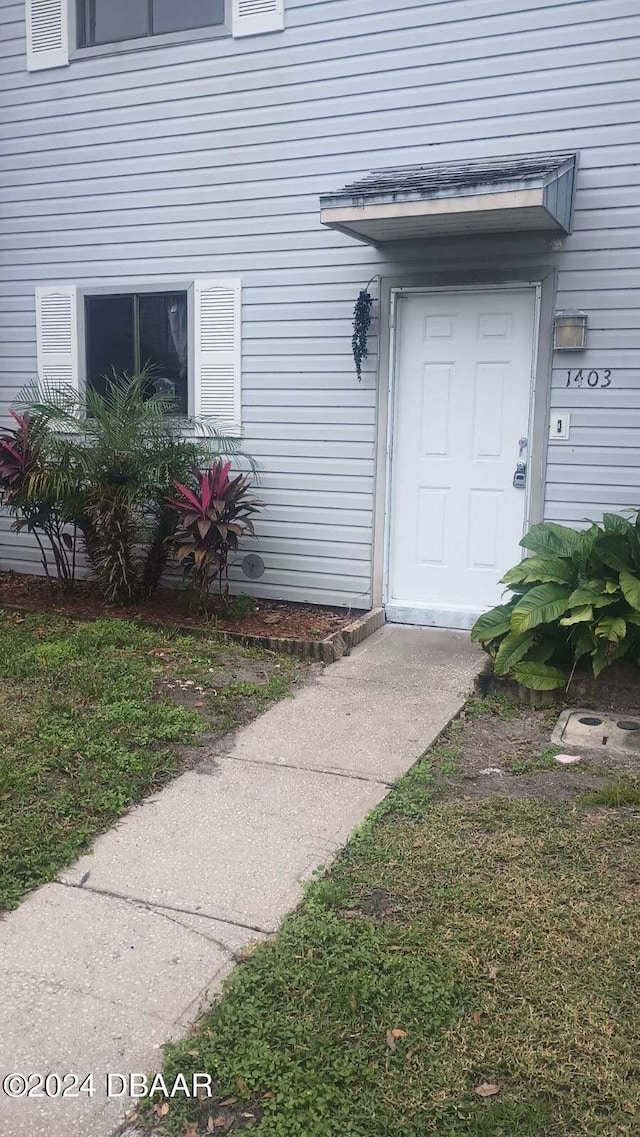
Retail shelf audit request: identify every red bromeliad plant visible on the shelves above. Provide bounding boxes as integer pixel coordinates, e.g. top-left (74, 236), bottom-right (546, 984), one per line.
top-left (0, 410), bottom-right (40, 500)
top-left (0, 410), bottom-right (77, 589)
top-left (165, 459), bottom-right (262, 605)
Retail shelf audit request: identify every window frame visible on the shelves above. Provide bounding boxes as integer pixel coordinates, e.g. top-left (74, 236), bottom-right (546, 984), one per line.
top-left (71, 0), bottom-right (231, 58)
top-left (79, 282), bottom-right (196, 417)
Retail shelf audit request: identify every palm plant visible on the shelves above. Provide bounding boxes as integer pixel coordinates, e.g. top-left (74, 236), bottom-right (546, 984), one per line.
top-left (15, 373), bottom-right (252, 602)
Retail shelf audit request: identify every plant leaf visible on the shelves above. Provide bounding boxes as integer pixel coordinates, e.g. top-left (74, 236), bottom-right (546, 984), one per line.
top-left (492, 631), bottom-right (536, 676)
top-left (526, 640), bottom-right (556, 664)
top-left (619, 571), bottom-right (640, 611)
top-left (595, 616), bottom-right (626, 643)
top-left (474, 1083), bottom-right (501, 1099)
top-left (520, 522), bottom-right (582, 558)
top-left (470, 604), bottom-right (514, 644)
top-left (566, 583), bottom-right (616, 609)
top-left (595, 534), bottom-right (633, 573)
top-left (560, 605), bottom-right (593, 626)
top-left (602, 512), bottom-right (634, 535)
top-left (571, 627), bottom-right (595, 662)
top-left (502, 556), bottom-right (574, 587)
top-left (510, 584), bottom-right (571, 634)
top-left (171, 480), bottom-right (202, 511)
top-left (591, 641), bottom-right (609, 679)
top-left (511, 661), bottom-right (567, 690)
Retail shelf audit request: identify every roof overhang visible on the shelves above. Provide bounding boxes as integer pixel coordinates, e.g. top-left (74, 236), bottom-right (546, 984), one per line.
top-left (320, 153), bottom-right (577, 244)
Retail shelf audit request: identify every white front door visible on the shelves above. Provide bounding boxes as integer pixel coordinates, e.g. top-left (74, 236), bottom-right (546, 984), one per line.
top-left (386, 288), bottom-right (537, 629)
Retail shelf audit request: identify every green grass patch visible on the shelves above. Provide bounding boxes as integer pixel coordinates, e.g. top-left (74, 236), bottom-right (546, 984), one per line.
top-left (147, 739), bottom-right (639, 1137)
top-left (0, 611), bottom-right (296, 910)
top-left (463, 693), bottom-right (521, 722)
top-left (580, 779), bottom-right (640, 808)
top-left (507, 744), bottom-right (564, 776)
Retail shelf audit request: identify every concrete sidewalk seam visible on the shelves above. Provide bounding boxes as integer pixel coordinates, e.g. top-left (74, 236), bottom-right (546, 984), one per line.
top-left (123, 898), bottom-right (241, 953)
top-left (56, 880), bottom-right (275, 936)
top-left (216, 752), bottom-right (394, 788)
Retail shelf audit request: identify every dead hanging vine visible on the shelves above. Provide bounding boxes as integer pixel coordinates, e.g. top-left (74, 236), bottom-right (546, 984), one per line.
top-left (352, 278), bottom-right (377, 381)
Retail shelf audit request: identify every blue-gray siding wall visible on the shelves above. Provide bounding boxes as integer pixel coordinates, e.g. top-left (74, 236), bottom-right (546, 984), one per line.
top-left (0, 0), bottom-right (639, 606)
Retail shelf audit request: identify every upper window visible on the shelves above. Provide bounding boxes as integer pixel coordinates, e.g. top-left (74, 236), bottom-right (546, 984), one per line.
top-left (77, 0), bottom-right (226, 47)
top-left (85, 292), bottom-right (188, 414)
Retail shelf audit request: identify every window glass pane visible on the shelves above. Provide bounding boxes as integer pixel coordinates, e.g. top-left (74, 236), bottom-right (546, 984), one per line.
top-left (138, 293), bottom-right (188, 415)
top-left (152, 0), bottom-right (225, 35)
top-left (81, 0), bottom-right (149, 46)
top-left (86, 296), bottom-right (136, 399)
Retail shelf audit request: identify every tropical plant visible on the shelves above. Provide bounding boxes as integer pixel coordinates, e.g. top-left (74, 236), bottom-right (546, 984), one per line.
top-left (0, 410), bottom-right (39, 495)
top-left (165, 459), bottom-right (262, 606)
top-left (13, 373), bottom-right (251, 602)
top-left (0, 410), bottom-right (77, 589)
top-left (471, 515), bottom-right (640, 691)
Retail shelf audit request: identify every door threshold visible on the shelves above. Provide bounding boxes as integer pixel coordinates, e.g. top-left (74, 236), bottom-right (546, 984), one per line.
top-left (385, 603), bottom-right (483, 631)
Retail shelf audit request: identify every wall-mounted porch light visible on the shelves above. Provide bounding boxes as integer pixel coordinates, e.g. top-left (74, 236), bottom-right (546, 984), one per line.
top-left (554, 310), bottom-right (588, 351)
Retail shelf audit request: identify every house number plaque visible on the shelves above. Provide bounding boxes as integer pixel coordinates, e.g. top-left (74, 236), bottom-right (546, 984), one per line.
top-left (565, 368), bottom-right (612, 388)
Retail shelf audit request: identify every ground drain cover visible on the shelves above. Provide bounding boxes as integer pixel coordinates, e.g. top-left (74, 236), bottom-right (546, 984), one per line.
top-left (552, 709), bottom-right (640, 757)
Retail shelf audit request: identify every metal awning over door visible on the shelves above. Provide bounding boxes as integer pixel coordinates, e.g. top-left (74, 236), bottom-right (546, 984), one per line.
top-left (320, 153), bottom-right (577, 244)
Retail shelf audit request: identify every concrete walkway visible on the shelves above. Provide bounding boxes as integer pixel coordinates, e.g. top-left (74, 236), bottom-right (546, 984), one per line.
top-left (0, 626), bottom-right (478, 1137)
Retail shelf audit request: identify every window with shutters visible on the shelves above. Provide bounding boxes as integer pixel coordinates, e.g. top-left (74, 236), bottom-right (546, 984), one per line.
top-left (85, 292), bottom-right (189, 415)
top-left (76, 0), bottom-right (227, 47)
top-left (25, 0), bottom-right (283, 70)
top-left (36, 280), bottom-right (241, 429)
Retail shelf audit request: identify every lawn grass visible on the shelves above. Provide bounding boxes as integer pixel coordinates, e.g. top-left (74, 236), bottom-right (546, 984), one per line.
top-left (0, 611), bottom-right (298, 911)
top-left (147, 726), bottom-right (640, 1137)
top-left (580, 779), bottom-right (640, 808)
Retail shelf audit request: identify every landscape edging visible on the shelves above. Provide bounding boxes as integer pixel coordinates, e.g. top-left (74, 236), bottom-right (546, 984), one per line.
top-left (475, 656), bottom-right (640, 709)
top-left (0, 603), bottom-right (386, 665)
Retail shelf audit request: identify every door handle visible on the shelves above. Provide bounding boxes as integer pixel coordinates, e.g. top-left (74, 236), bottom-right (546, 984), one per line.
top-left (513, 437), bottom-right (528, 489)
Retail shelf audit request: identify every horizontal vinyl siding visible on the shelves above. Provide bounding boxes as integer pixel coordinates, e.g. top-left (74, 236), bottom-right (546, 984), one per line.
top-left (1, 0), bottom-right (639, 603)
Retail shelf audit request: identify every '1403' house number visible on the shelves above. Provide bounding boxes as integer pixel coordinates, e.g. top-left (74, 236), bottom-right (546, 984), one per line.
top-left (565, 368), bottom-right (612, 388)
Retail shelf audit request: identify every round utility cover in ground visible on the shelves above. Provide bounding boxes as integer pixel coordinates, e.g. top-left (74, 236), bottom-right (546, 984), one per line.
top-left (242, 554), bottom-right (265, 579)
top-left (552, 709), bottom-right (640, 758)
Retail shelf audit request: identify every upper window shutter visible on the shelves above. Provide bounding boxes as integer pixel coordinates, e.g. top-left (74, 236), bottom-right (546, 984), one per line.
top-left (35, 286), bottom-right (79, 392)
top-left (232, 0), bottom-right (284, 38)
top-left (193, 279), bottom-right (242, 433)
top-left (26, 0), bottom-right (69, 71)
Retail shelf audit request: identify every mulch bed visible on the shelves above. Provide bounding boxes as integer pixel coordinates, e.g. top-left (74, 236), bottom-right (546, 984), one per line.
top-left (0, 571), bottom-right (363, 642)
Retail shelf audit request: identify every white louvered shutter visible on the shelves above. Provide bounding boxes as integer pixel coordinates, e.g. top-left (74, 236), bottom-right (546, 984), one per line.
top-left (232, 0), bottom-right (284, 37)
top-left (35, 286), bottom-right (79, 392)
top-left (26, 0), bottom-right (69, 71)
top-left (193, 279), bottom-right (242, 433)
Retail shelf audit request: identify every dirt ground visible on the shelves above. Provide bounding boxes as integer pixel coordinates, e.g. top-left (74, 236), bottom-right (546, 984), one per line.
top-left (0, 571), bottom-right (362, 641)
top-left (141, 641), bottom-right (318, 757)
top-left (438, 692), bottom-right (640, 806)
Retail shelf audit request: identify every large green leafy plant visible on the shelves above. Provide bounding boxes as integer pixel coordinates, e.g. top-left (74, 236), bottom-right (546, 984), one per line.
top-left (7, 375), bottom-right (249, 602)
top-left (471, 515), bottom-right (640, 690)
